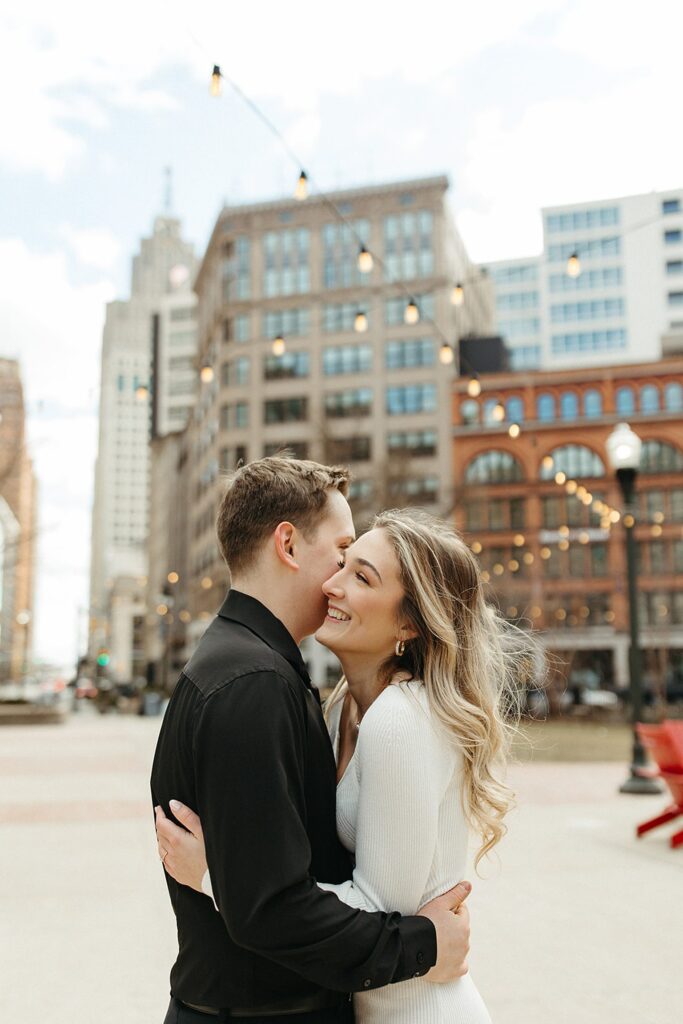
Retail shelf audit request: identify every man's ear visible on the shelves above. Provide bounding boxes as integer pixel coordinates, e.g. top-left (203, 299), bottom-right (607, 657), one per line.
top-left (273, 521), bottom-right (299, 570)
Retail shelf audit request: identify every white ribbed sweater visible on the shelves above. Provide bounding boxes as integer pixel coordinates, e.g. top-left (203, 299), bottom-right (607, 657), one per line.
top-left (320, 680), bottom-right (492, 1024)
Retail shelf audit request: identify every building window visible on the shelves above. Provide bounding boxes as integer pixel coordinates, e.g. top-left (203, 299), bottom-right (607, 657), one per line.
top-left (386, 429), bottom-right (437, 457)
top-left (540, 444), bottom-right (605, 479)
top-left (383, 210), bottom-right (434, 280)
top-left (323, 344), bottom-right (372, 376)
top-left (323, 302), bottom-right (370, 333)
top-left (640, 440), bottom-right (683, 473)
top-left (496, 290), bottom-right (539, 311)
top-left (326, 436), bottom-right (372, 462)
top-left (263, 442), bottom-right (309, 459)
top-left (460, 400), bottom-right (479, 427)
top-left (537, 393), bottom-right (556, 422)
top-left (464, 450), bottom-right (524, 484)
top-left (386, 384), bottom-right (437, 415)
top-left (385, 338), bottom-right (435, 369)
top-left (640, 384), bottom-right (660, 414)
top-left (666, 261), bottom-right (683, 275)
top-left (668, 291), bottom-right (683, 307)
top-left (497, 317), bottom-right (541, 339)
top-left (664, 230), bottom-right (683, 245)
top-left (322, 219), bottom-right (370, 289)
top-left (223, 314), bottom-right (250, 343)
top-left (220, 401), bottom-right (249, 430)
top-left (560, 391), bottom-right (579, 420)
top-left (263, 308), bottom-right (310, 339)
top-left (548, 267), bottom-right (623, 292)
top-left (348, 479), bottom-right (374, 502)
top-left (547, 237), bottom-right (620, 263)
top-left (615, 385), bottom-right (635, 415)
top-left (385, 292), bottom-right (434, 326)
top-left (264, 352), bottom-right (309, 380)
top-left (220, 445), bottom-right (248, 470)
top-left (663, 199), bottom-right (681, 215)
top-left (264, 397), bottom-right (308, 423)
top-left (583, 389), bottom-right (603, 417)
top-left (551, 329), bottom-right (627, 354)
top-left (263, 228), bottom-right (310, 297)
top-left (325, 388), bottom-right (373, 418)
top-left (509, 345), bottom-right (542, 369)
top-left (223, 236), bottom-right (251, 301)
top-left (221, 356), bottom-right (250, 388)
top-left (389, 475), bottom-right (439, 504)
top-left (664, 382), bottom-right (683, 412)
top-left (546, 207), bottom-right (619, 232)
top-left (550, 298), bottom-right (625, 322)
top-left (505, 396), bottom-right (525, 423)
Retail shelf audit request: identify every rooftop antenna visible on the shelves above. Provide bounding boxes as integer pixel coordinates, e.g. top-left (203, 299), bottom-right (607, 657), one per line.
top-left (163, 165), bottom-right (173, 213)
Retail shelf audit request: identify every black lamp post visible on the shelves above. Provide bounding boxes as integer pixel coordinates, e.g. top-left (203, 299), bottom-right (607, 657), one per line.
top-left (606, 423), bottom-right (662, 795)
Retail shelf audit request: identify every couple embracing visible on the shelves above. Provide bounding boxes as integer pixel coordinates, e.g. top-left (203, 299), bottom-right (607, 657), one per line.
top-left (152, 455), bottom-right (527, 1023)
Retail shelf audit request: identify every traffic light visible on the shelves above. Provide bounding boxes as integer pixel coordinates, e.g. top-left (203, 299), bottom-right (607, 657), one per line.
top-left (96, 650), bottom-right (110, 668)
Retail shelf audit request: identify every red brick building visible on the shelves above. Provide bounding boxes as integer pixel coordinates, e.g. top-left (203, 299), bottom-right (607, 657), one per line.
top-left (452, 357), bottom-right (683, 697)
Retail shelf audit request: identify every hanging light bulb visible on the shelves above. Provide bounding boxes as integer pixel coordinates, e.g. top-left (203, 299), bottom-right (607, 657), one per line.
top-left (210, 65), bottom-right (222, 98)
top-left (492, 401), bottom-right (505, 422)
top-left (135, 384), bottom-right (149, 401)
top-left (272, 334), bottom-right (286, 356)
top-left (404, 299), bottom-right (419, 325)
top-left (566, 252), bottom-right (581, 278)
top-left (508, 422), bottom-right (521, 438)
top-left (294, 170), bottom-right (308, 201)
top-left (200, 363), bottom-right (215, 384)
top-left (357, 246), bottom-right (373, 273)
top-left (439, 343), bottom-right (454, 365)
top-left (467, 376), bottom-right (481, 397)
top-left (450, 283), bottom-right (464, 307)
top-left (354, 311), bottom-right (368, 333)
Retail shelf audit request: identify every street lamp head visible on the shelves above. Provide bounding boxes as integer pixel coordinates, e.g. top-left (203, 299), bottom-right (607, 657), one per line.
top-left (606, 422), bottom-right (642, 472)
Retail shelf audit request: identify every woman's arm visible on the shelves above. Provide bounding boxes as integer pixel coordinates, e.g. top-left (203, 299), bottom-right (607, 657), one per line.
top-left (321, 686), bottom-right (448, 915)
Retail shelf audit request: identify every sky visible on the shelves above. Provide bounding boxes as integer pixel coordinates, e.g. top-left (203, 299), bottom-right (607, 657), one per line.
top-left (2, 0), bottom-right (682, 672)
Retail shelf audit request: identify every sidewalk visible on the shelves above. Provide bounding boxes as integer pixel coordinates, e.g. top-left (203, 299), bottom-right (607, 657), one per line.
top-left (0, 712), bottom-right (680, 1024)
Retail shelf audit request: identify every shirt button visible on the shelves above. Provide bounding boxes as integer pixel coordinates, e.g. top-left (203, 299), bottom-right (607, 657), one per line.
top-left (417, 951), bottom-right (425, 964)
top-left (363, 979), bottom-right (372, 989)
top-left (413, 971), bottom-right (421, 978)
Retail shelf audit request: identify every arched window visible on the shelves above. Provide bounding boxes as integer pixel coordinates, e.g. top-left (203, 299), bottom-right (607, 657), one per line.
top-left (537, 393), bottom-right (555, 422)
top-left (664, 382), bottom-right (683, 412)
top-left (640, 440), bottom-right (683, 473)
top-left (640, 385), bottom-right (660, 414)
top-left (506, 396), bottom-right (524, 424)
top-left (460, 400), bottom-right (479, 427)
top-left (465, 450), bottom-right (525, 484)
top-left (583, 389), bottom-right (603, 417)
top-left (616, 386), bottom-right (635, 415)
top-left (540, 444), bottom-right (605, 480)
top-left (560, 391), bottom-right (579, 420)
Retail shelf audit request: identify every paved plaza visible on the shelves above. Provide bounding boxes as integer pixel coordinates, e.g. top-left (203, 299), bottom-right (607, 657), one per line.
top-left (0, 711), bottom-right (680, 1024)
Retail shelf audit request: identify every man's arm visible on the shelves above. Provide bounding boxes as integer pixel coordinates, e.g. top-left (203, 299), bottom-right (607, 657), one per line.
top-left (191, 669), bottom-right (435, 992)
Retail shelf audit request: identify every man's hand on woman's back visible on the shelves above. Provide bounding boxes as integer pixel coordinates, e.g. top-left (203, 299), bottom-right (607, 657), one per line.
top-left (418, 882), bottom-right (471, 983)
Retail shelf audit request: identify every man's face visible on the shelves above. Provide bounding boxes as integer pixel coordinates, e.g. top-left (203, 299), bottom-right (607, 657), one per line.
top-left (295, 489), bottom-right (355, 637)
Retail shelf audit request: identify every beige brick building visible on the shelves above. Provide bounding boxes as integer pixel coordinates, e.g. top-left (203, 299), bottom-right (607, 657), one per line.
top-left (0, 359), bottom-right (37, 681)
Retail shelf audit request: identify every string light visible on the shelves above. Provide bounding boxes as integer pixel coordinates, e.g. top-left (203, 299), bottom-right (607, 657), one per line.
top-left (554, 471), bottom-right (567, 485)
top-left (542, 455), bottom-right (554, 471)
top-left (508, 423), bottom-right (521, 438)
top-left (492, 402), bottom-right (505, 422)
top-left (514, 534), bottom-right (525, 547)
top-left (540, 547), bottom-right (551, 559)
top-left (167, 572), bottom-right (179, 584)
top-left (523, 552), bottom-right (534, 565)
top-left (135, 384), bottom-right (149, 401)
top-left (179, 610), bottom-right (192, 624)
top-left (471, 541), bottom-right (482, 554)
top-left (272, 334), bottom-right (286, 356)
top-left (200, 363), bottom-right (215, 383)
top-left (566, 252), bottom-right (581, 278)
top-left (558, 539), bottom-right (569, 551)
top-left (201, 576), bottom-right (213, 590)
top-left (651, 524), bottom-right (663, 537)
top-left (210, 65), bottom-right (222, 97)
top-left (450, 283), bottom-right (464, 307)
top-left (357, 246), bottom-right (373, 273)
top-left (565, 479), bottom-right (578, 494)
top-left (439, 343), bottom-right (455, 365)
top-left (156, 603), bottom-right (168, 616)
top-left (294, 170), bottom-right (308, 201)
top-left (354, 311), bottom-right (369, 333)
top-left (493, 563), bottom-right (504, 576)
top-left (467, 376), bottom-right (481, 398)
top-left (404, 299), bottom-right (420, 325)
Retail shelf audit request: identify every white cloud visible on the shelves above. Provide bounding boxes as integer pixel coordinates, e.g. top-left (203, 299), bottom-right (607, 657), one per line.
top-left (59, 225), bottom-right (122, 272)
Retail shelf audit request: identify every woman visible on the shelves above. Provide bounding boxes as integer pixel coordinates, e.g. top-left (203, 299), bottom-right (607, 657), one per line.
top-left (156, 509), bottom-right (530, 1023)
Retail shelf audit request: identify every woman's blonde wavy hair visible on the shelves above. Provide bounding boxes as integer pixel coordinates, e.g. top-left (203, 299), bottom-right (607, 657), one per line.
top-left (327, 508), bottom-right (538, 868)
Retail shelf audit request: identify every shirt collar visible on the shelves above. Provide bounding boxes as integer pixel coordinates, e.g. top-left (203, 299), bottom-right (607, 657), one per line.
top-left (217, 589), bottom-right (313, 690)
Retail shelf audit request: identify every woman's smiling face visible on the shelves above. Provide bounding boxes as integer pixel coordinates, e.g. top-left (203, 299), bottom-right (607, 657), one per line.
top-left (315, 527), bottom-right (411, 662)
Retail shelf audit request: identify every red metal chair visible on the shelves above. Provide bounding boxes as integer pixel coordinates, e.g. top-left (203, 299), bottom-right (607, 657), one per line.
top-left (635, 721), bottom-right (683, 849)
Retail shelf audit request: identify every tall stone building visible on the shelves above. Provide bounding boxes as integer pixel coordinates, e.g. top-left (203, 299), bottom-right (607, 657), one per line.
top-left (89, 215), bottom-right (196, 682)
top-left (176, 176), bottom-right (493, 684)
top-left (0, 359), bottom-right (37, 682)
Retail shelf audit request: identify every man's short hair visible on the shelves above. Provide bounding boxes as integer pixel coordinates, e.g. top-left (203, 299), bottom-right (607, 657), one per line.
top-left (216, 456), bottom-right (350, 575)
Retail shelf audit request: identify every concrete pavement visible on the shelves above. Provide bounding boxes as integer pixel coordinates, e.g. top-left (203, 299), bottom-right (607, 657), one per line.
top-left (0, 711), bottom-right (680, 1024)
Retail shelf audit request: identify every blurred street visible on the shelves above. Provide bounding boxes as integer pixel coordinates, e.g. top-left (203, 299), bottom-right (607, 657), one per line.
top-left (1, 711), bottom-right (680, 1024)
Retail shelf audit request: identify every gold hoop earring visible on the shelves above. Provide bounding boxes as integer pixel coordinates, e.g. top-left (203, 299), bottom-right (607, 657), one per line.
top-left (395, 639), bottom-right (406, 657)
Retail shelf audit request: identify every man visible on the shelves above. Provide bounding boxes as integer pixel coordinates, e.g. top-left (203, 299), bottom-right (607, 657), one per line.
top-left (151, 457), bottom-right (471, 1024)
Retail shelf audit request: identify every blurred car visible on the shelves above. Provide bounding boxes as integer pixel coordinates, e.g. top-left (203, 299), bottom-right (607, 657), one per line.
top-left (74, 676), bottom-right (98, 699)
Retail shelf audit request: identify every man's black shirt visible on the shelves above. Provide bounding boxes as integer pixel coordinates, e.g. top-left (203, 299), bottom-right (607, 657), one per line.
top-left (150, 590), bottom-right (437, 1009)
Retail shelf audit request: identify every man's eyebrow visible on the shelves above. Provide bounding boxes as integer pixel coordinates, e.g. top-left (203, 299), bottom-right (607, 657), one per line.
top-left (355, 557), bottom-right (382, 583)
